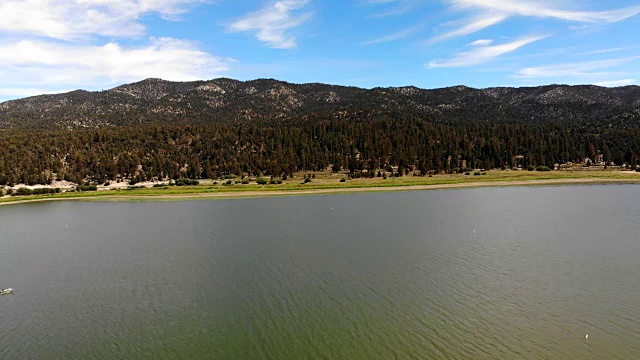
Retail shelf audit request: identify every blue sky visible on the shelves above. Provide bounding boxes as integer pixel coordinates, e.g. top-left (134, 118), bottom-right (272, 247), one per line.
top-left (1, 0), bottom-right (639, 101)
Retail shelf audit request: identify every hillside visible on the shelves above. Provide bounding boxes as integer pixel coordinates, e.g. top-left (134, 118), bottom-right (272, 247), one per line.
top-left (2, 78), bottom-right (640, 187)
top-left (1, 78), bottom-right (640, 130)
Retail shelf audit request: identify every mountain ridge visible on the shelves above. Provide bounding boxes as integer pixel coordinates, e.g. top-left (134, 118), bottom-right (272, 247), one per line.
top-left (1, 78), bottom-right (639, 130)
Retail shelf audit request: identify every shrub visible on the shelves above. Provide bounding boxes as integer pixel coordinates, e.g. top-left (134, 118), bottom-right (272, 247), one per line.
top-left (465, 172), bottom-right (470, 176)
top-left (473, 172), bottom-right (481, 176)
top-left (256, 177), bottom-right (268, 185)
top-left (31, 188), bottom-right (61, 195)
top-left (340, 178), bottom-right (346, 182)
top-left (527, 165), bottom-right (536, 171)
top-left (269, 178), bottom-right (278, 185)
top-left (175, 178), bottom-right (199, 186)
top-left (536, 166), bottom-right (552, 172)
top-left (304, 178), bottom-right (312, 183)
top-left (242, 179), bottom-right (250, 184)
top-left (15, 188), bottom-right (34, 196)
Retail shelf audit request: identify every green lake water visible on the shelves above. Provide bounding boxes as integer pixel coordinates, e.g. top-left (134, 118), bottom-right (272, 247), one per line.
top-left (1, 185), bottom-right (640, 359)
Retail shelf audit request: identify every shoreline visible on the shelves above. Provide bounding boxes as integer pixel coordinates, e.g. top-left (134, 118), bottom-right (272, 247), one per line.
top-left (2, 177), bottom-right (639, 207)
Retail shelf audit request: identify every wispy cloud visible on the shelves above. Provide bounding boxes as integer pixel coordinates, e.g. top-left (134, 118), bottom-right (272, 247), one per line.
top-left (428, 35), bottom-right (547, 68)
top-left (0, 38), bottom-right (230, 88)
top-left (430, 0), bottom-right (640, 42)
top-left (468, 39), bottom-right (494, 46)
top-left (593, 79), bottom-right (636, 87)
top-left (366, 0), bottom-right (422, 17)
top-left (516, 57), bottom-right (640, 78)
top-left (363, 25), bottom-right (422, 45)
top-left (448, 0), bottom-right (640, 22)
top-left (0, 0), bottom-right (205, 40)
top-left (228, 0), bottom-right (311, 49)
top-left (572, 47), bottom-right (630, 56)
top-left (429, 14), bottom-right (507, 43)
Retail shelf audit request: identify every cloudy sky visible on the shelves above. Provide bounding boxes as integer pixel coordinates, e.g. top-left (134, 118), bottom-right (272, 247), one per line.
top-left (1, 0), bottom-right (639, 101)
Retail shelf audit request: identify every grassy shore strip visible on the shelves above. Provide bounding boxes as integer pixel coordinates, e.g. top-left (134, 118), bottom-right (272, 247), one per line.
top-left (1, 171), bottom-right (639, 206)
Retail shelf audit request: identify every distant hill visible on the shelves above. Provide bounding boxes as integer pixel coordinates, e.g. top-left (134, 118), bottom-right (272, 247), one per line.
top-left (1, 78), bottom-right (639, 130)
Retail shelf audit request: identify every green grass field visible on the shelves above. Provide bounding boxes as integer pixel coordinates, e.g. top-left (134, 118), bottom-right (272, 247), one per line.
top-left (2, 170), bottom-right (639, 206)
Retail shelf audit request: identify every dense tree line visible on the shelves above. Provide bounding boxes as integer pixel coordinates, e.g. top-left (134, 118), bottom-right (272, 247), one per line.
top-left (1, 114), bottom-right (639, 186)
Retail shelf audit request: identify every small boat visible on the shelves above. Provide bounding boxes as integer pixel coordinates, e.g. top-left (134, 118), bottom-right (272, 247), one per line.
top-left (0, 288), bottom-right (13, 295)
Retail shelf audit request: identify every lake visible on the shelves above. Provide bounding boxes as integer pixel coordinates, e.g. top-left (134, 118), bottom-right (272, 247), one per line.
top-left (1, 185), bottom-right (640, 359)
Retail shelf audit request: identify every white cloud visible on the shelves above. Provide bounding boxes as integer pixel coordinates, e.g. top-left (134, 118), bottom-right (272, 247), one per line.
top-left (516, 57), bottom-right (640, 78)
top-left (0, 38), bottom-right (230, 90)
top-left (428, 36), bottom-right (546, 68)
top-left (228, 0), bottom-right (311, 49)
top-left (429, 14), bottom-right (506, 43)
top-left (0, 0), bottom-right (206, 40)
top-left (593, 79), bottom-right (636, 87)
top-left (0, 1), bottom-right (234, 101)
top-left (572, 47), bottom-right (630, 56)
top-left (448, 0), bottom-right (640, 23)
top-left (363, 25), bottom-right (422, 45)
top-left (364, 0), bottom-right (416, 17)
top-left (431, 0), bottom-right (640, 42)
top-left (0, 87), bottom-right (72, 99)
top-left (468, 39), bottom-right (493, 46)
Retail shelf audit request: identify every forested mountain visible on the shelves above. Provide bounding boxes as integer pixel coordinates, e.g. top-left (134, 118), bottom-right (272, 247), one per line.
top-left (1, 78), bottom-right (640, 130)
top-left (1, 78), bottom-right (640, 186)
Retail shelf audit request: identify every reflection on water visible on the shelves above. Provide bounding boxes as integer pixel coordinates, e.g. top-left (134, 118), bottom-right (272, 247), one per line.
top-left (1, 185), bottom-right (640, 359)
